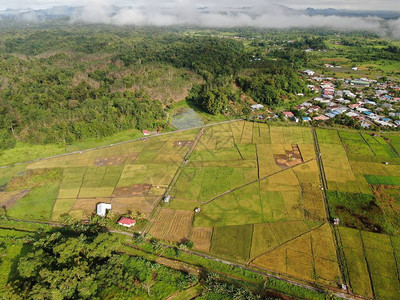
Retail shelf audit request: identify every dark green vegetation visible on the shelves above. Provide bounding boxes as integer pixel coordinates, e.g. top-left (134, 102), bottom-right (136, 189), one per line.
top-left (327, 191), bottom-right (393, 234)
top-left (0, 26), bottom-right (322, 151)
top-left (0, 219), bottom-right (334, 300)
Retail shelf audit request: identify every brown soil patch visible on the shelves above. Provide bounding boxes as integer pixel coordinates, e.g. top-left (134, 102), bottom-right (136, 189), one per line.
top-left (0, 190), bottom-right (30, 210)
top-left (150, 208), bottom-right (175, 239)
top-left (113, 184), bottom-right (152, 197)
top-left (173, 140), bottom-right (193, 147)
top-left (274, 144), bottom-right (303, 169)
top-left (112, 196), bottom-right (158, 217)
top-left (190, 227), bottom-right (213, 252)
top-left (150, 209), bottom-right (194, 243)
top-left (72, 197), bottom-right (112, 215)
top-left (93, 153), bottom-right (137, 166)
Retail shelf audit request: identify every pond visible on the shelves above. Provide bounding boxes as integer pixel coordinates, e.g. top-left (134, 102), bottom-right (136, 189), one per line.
top-left (171, 108), bottom-right (204, 130)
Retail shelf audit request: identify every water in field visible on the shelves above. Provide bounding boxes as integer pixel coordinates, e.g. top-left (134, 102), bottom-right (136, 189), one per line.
top-left (171, 108), bottom-right (204, 130)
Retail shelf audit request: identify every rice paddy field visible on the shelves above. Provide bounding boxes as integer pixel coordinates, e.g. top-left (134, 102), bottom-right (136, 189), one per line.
top-left (317, 128), bottom-right (400, 299)
top-left (3, 121), bottom-right (400, 299)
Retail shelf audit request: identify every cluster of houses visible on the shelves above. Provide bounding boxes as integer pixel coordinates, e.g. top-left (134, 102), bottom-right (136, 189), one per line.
top-left (282, 70), bottom-right (400, 129)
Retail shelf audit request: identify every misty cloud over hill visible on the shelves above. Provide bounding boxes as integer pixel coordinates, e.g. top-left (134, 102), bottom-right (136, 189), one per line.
top-left (1, 2), bottom-right (400, 38)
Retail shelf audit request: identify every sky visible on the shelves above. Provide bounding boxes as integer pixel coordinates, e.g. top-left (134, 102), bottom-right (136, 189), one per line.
top-left (0, 0), bottom-right (399, 11)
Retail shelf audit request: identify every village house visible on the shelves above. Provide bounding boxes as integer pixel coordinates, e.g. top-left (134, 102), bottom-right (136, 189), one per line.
top-left (283, 111), bottom-right (295, 118)
top-left (303, 69), bottom-right (315, 76)
top-left (118, 217), bottom-right (136, 228)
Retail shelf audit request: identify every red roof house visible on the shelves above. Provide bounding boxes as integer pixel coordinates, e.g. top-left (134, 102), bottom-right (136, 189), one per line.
top-left (118, 217), bottom-right (136, 228)
top-left (283, 111), bottom-right (294, 118)
top-left (313, 115), bottom-right (330, 121)
top-left (142, 130), bottom-right (150, 136)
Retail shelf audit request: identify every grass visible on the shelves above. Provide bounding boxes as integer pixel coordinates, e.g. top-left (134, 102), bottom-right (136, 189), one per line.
top-left (365, 175), bottom-right (400, 185)
top-left (169, 283), bottom-right (204, 300)
top-left (8, 184), bottom-right (60, 220)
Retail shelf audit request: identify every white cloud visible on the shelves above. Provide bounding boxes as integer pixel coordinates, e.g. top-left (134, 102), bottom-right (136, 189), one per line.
top-left (1, 0), bottom-right (399, 11)
top-left (1, 0), bottom-right (399, 38)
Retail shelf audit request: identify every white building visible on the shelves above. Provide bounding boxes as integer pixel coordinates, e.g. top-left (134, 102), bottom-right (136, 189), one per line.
top-left (251, 104), bottom-right (264, 110)
top-left (303, 69), bottom-right (315, 76)
top-left (97, 203), bottom-right (112, 217)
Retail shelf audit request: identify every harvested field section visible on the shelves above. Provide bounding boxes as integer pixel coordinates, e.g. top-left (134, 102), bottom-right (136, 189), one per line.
top-left (190, 227), bottom-right (213, 252)
top-left (72, 197), bottom-right (112, 216)
top-left (113, 184), bottom-right (152, 197)
top-left (112, 196), bottom-right (157, 217)
top-left (168, 210), bottom-right (194, 242)
top-left (93, 153), bottom-right (137, 166)
top-left (150, 209), bottom-right (194, 243)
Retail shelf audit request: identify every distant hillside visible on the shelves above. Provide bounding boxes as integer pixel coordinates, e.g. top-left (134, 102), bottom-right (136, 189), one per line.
top-left (304, 8), bottom-right (400, 19)
top-left (1, 5), bottom-right (399, 21)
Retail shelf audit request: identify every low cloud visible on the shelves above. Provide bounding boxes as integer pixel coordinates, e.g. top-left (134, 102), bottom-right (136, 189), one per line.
top-left (70, 0), bottom-right (398, 38)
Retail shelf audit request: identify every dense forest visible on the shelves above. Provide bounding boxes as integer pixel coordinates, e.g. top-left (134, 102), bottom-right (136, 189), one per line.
top-left (1, 25), bottom-right (399, 150)
top-left (0, 26), bottom-right (312, 149)
top-left (2, 221), bottom-right (260, 299)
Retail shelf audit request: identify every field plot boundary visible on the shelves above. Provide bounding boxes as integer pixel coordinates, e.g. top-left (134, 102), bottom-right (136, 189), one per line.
top-left (249, 223), bottom-right (325, 263)
top-left (202, 158), bottom-right (315, 205)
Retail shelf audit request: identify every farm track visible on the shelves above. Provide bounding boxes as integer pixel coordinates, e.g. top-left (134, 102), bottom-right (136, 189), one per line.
top-left (0, 119), bottom-right (243, 169)
top-left (201, 158), bottom-right (315, 205)
top-left (312, 128), bottom-right (350, 294)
